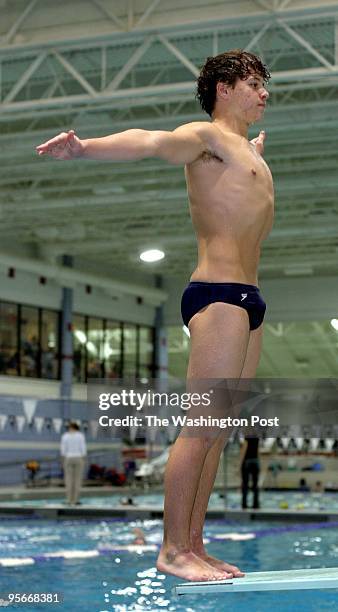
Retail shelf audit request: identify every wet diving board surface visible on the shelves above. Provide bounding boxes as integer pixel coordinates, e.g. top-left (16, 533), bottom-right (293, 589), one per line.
top-left (173, 567), bottom-right (338, 595)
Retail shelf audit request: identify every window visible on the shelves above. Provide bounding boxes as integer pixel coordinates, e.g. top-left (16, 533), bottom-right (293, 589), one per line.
top-left (123, 324), bottom-right (137, 379)
top-left (104, 321), bottom-right (122, 379)
top-left (41, 310), bottom-right (59, 380)
top-left (73, 315), bottom-right (86, 382)
top-left (20, 306), bottom-right (39, 377)
top-left (0, 302), bottom-right (18, 375)
top-left (87, 318), bottom-right (104, 379)
top-left (139, 326), bottom-right (154, 381)
top-left (0, 300), bottom-right (155, 383)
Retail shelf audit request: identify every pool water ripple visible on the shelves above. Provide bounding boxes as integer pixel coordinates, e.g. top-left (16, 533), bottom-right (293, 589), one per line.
top-left (1, 519), bottom-right (338, 610)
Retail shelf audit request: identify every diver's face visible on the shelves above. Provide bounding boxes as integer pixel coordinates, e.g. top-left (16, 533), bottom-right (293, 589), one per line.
top-left (231, 73), bottom-right (269, 123)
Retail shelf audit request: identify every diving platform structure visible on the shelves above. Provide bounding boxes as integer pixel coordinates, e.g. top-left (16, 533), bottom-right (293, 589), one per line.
top-left (174, 567), bottom-right (338, 596)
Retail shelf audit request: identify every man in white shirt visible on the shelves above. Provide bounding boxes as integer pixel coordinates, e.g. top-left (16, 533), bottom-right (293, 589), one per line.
top-left (60, 422), bottom-right (87, 505)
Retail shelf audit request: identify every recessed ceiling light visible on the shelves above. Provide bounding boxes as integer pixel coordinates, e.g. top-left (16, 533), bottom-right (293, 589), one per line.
top-left (140, 249), bottom-right (165, 263)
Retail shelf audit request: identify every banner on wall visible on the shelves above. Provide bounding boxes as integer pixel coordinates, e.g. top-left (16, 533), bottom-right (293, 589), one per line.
top-left (35, 417), bottom-right (44, 434)
top-left (281, 437), bottom-right (290, 450)
top-left (166, 423), bottom-right (178, 443)
top-left (90, 420), bottom-right (99, 439)
top-left (147, 425), bottom-right (157, 443)
top-left (129, 422), bottom-right (138, 442)
top-left (16, 415), bottom-right (26, 433)
top-left (0, 415), bottom-right (8, 431)
top-left (22, 399), bottom-right (37, 423)
top-left (52, 418), bottom-right (63, 434)
top-left (310, 438), bottom-right (320, 451)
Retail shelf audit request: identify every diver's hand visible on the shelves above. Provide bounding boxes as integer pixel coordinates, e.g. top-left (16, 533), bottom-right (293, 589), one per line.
top-left (250, 130), bottom-right (265, 156)
top-left (36, 130), bottom-right (84, 160)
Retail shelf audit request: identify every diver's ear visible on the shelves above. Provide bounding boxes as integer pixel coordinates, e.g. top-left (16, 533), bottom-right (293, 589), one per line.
top-left (216, 81), bottom-right (230, 101)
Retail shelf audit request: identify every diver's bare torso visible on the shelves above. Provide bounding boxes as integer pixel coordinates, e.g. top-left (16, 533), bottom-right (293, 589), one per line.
top-left (185, 124), bottom-right (274, 285)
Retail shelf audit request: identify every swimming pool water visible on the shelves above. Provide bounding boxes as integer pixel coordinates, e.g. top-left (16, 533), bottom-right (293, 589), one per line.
top-left (1, 518), bottom-right (338, 611)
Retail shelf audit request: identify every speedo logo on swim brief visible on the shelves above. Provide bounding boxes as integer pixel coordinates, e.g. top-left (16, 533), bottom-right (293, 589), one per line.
top-left (241, 293), bottom-right (247, 301)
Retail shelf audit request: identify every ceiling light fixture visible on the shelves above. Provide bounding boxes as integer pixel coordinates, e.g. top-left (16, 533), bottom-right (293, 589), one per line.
top-left (140, 249), bottom-right (165, 263)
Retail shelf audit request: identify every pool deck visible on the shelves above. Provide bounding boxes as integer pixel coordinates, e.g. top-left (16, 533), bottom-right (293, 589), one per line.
top-left (0, 484), bottom-right (138, 501)
top-left (1, 505), bottom-right (338, 522)
top-left (1, 486), bottom-right (338, 522)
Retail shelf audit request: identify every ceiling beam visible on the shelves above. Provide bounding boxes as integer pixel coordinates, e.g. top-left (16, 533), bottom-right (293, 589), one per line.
top-left (0, 2), bottom-right (337, 59)
top-left (133, 0), bottom-right (162, 30)
top-left (277, 19), bottom-right (334, 70)
top-left (245, 22), bottom-right (271, 51)
top-left (104, 36), bottom-right (155, 92)
top-left (157, 34), bottom-right (200, 77)
top-left (3, 52), bottom-right (46, 103)
top-left (53, 52), bottom-right (98, 97)
top-left (1, 0), bottom-right (39, 46)
top-left (91, 0), bottom-right (125, 31)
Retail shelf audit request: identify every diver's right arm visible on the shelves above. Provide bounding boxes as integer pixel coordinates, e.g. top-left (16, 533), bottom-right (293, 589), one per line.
top-left (35, 123), bottom-right (214, 165)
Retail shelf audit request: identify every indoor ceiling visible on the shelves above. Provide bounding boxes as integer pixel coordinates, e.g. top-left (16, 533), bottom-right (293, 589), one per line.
top-left (2, 0), bottom-right (338, 379)
top-left (1, 0), bottom-right (338, 283)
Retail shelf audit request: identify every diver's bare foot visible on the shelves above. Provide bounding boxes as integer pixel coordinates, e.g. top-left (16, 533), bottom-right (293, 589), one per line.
top-left (194, 550), bottom-right (245, 577)
top-left (156, 548), bottom-right (232, 581)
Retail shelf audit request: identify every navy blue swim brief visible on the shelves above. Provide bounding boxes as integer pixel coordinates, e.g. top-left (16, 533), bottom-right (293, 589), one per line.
top-left (181, 282), bottom-right (266, 331)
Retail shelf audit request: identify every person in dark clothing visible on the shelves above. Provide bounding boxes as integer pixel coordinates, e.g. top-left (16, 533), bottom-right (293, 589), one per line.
top-left (240, 436), bottom-right (260, 509)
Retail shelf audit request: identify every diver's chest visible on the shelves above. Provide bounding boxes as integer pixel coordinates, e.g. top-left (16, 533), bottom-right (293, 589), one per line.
top-left (233, 150), bottom-right (272, 186)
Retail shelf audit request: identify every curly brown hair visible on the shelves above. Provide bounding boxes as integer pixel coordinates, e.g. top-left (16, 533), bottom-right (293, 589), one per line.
top-left (196, 49), bottom-right (271, 117)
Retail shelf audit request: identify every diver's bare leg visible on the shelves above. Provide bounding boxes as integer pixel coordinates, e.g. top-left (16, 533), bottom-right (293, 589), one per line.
top-left (157, 303), bottom-right (250, 581)
top-left (189, 325), bottom-right (263, 575)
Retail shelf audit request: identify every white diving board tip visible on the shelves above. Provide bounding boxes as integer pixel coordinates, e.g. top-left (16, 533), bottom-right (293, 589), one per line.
top-left (173, 567), bottom-right (338, 595)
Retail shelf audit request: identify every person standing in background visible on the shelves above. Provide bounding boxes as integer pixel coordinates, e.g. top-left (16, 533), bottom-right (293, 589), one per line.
top-left (240, 436), bottom-right (260, 509)
top-left (60, 422), bottom-right (87, 505)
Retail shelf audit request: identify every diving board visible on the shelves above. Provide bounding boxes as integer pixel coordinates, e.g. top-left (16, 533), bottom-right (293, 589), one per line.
top-left (173, 567), bottom-right (338, 596)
